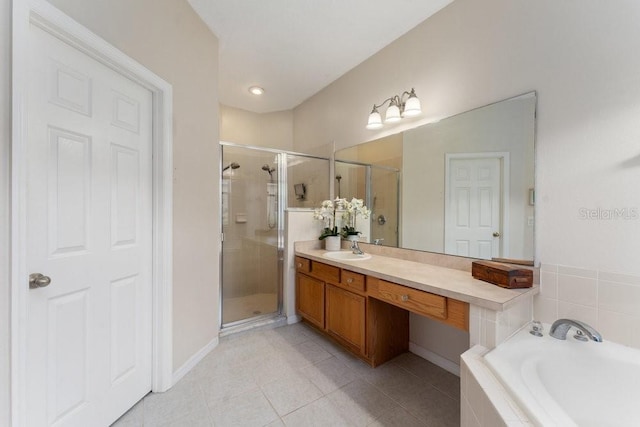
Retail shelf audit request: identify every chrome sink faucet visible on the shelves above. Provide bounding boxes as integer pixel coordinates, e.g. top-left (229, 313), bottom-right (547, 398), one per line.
top-left (350, 239), bottom-right (364, 255)
top-left (549, 318), bottom-right (603, 342)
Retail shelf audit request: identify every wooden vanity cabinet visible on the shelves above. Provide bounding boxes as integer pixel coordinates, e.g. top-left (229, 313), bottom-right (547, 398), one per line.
top-left (296, 272), bottom-right (325, 329)
top-left (295, 256), bottom-right (469, 367)
top-left (368, 277), bottom-right (469, 331)
top-left (325, 284), bottom-right (366, 355)
top-left (295, 256), bottom-right (342, 330)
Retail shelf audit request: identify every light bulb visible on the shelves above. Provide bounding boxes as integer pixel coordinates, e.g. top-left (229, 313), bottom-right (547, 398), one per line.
top-left (385, 103), bottom-right (401, 123)
top-left (366, 108), bottom-right (383, 130)
top-left (248, 86), bottom-right (265, 95)
top-left (403, 93), bottom-right (422, 117)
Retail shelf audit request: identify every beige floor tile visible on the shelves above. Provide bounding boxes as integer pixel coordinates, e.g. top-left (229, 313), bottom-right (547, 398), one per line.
top-left (200, 367), bottom-right (260, 404)
top-left (367, 406), bottom-right (425, 427)
top-left (299, 356), bottom-right (359, 394)
top-left (282, 397), bottom-right (350, 426)
top-left (286, 339), bottom-right (334, 365)
top-left (337, 354), bottom-right (379, 378)
top-left (264, 323), bottom-right (314, 347)
top-left (143, 379), bottom-right (208, 426)
top-left (110, 400), bottom-right (143, 427)
top-left (265, 418), bottom-right (287, 427)
top-left (327, 379), bottom-right (400, 426)
top-left (250, 351), bottom-right (304, 386)
top-left (400, 385), bottom-right (460, 427)
top-left (113, 322), bottom-right (460, 427)
top-left (152, 407), bottom-right (213, 427)
top-left (261, 371), bottom-right (324, 416)
top-left (391, 353), bottom-right (460, 401)
top-left (208, 388), bottom-right (279, 426)
top-left (367, 368), bottom-right (432, 406)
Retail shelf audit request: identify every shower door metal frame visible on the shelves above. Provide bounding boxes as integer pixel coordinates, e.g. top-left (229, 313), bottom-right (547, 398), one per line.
top-left (219, 142), bottom-right (284, 330)
top-left (219, 141), bottom-right (330, 331)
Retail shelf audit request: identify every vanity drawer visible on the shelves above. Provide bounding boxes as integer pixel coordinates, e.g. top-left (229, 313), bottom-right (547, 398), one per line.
top-left (311, 261), bottom-right (340, 283)
top-left (340, 270), bottom-right (366, 293)
top-left (295, 256), bottom-right (311, 274)
top-left (376, 280), bottom-right (447, 319)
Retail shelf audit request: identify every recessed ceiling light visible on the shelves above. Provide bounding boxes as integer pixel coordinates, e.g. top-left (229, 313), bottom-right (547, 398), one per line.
top-left (248, 86), bottom-right (265, 95)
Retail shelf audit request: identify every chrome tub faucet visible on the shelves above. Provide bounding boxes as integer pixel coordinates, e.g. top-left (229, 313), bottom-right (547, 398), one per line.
top-left (549, 318), bottom-right (603, 342)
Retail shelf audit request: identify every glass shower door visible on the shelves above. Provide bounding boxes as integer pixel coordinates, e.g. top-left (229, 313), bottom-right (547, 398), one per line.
top-left (221, 145), bottom-right (281, 326)
top-left (335, 161), bottom-right (399, 246)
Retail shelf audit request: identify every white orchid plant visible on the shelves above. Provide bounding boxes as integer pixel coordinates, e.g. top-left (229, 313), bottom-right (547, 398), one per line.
top-left (341, 198), bottom-right (371, 238)
top-left (313, 198), bottom-right (371, 240)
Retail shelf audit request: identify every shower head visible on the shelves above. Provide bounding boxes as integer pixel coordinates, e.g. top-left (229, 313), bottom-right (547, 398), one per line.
top-left (222, 162), bottom-right (240, 172)
top-left (262, 164), bottom-right (276, 182)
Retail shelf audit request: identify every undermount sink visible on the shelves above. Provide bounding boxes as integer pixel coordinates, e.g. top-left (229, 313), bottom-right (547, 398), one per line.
top-left (323, 251), bottom-right (372, 261)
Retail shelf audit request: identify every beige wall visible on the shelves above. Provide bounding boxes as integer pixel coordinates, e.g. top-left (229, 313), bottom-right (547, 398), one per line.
top-left (294, 0), bottom-right (640, 274)
top-left (45, 0), bottom-right (220, 371)
top-left (220, 104), bottom-right (293, 150)
top-left (294, 0), bottom-right (640, 363)
top-left (1, 0), bottom-right (10, 423)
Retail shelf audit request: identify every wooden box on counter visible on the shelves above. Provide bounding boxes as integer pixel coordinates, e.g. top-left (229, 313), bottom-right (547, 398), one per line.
top-left (472, 261), bottom-right (533, 289)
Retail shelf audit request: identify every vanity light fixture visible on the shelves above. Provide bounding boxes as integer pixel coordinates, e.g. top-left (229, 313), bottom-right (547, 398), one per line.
top-left (248, 86), bottom-right (265, 95)
top-left (366, 88), bottom-right (421, 130)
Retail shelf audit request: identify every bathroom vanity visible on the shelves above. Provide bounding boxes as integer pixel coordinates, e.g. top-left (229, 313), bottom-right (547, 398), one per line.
top-left (294, 241), bottom-right (538, 367)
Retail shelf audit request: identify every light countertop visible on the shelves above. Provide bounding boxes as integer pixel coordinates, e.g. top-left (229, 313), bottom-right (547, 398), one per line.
top-left (295, 246), bottom-right (538, 311)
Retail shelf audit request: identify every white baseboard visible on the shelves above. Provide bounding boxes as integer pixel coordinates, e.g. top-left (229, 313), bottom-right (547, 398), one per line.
top-left (287, 315), bottom-right (301, 324)
top-left (172, 337), bottom-right (219, 385)
top-left (409, 342), bottom-right (460, 377)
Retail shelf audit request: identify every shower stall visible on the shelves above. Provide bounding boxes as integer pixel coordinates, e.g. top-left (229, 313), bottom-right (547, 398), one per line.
top-left (220, 142), bottom-right (330, 329)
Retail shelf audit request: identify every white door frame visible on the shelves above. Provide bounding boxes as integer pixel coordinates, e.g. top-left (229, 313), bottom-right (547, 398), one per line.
top-left (11, 1), bottom-right (174, 425)
top-left (444, 152), bottom-right (510, 257)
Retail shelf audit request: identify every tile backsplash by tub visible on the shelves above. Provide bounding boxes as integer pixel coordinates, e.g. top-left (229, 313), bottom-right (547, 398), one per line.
top-left (469, 295), bottom-right (533, 350)
top-left (535, 264), bottom-right (640, 348)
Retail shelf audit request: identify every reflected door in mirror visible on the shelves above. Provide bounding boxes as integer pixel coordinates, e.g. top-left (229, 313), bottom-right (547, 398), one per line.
top-left (444, 155), bottom-right (502, 259)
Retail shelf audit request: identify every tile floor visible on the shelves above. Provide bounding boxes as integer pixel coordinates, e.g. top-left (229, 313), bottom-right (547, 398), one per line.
top-left (112, 322), bottom-right (460, 426)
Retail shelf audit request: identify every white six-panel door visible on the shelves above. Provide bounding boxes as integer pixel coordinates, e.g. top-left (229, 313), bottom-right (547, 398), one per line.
top-left (25, 21), bottom-right (153, 427)
top-left (444, 156), bottom-right (502, 260)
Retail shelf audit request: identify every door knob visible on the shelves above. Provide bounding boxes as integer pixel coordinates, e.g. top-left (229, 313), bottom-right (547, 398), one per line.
top-left (29, 273), bottom-right (51, 289)
top-left (493, 232), bottom-right (501, 237)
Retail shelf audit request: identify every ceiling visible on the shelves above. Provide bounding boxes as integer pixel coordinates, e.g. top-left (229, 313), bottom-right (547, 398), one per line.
top-left (188, 0), bottom-right (454, 113)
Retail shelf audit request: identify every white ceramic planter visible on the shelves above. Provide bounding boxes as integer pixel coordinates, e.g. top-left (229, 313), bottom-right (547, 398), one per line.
top-left (324, 235), bottom-right (341, 251)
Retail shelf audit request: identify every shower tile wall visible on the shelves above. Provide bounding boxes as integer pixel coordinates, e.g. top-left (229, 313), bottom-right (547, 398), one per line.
top-left (287, 156), bottom-right (330, 209)
top-left (535, 263), bottom-right (640, 348)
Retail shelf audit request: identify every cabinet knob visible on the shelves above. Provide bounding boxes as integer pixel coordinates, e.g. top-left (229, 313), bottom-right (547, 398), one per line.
top-left (297, 263), bottom-right (302, 268)
top-left (401, 295), bottom-right (409, 302)
top-left (347, 278), bottom-right (353, 284)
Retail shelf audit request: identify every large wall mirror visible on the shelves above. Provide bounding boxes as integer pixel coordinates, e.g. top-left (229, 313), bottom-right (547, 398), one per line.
top-left (335, 92), bottom-right (536, 263)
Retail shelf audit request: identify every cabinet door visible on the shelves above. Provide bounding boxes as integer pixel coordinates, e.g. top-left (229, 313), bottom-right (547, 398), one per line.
top-left (296, 273), bottom-right (325, 329)
top-left (326, 284), bottom-right (366, 354)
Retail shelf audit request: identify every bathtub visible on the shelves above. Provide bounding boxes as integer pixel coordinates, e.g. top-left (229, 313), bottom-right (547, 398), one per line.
top-left (483, 324), bottom-right (640, 426)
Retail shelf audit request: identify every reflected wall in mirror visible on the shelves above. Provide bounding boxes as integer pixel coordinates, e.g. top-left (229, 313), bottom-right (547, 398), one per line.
top-left (335, 92), bottom-right (536, 262)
